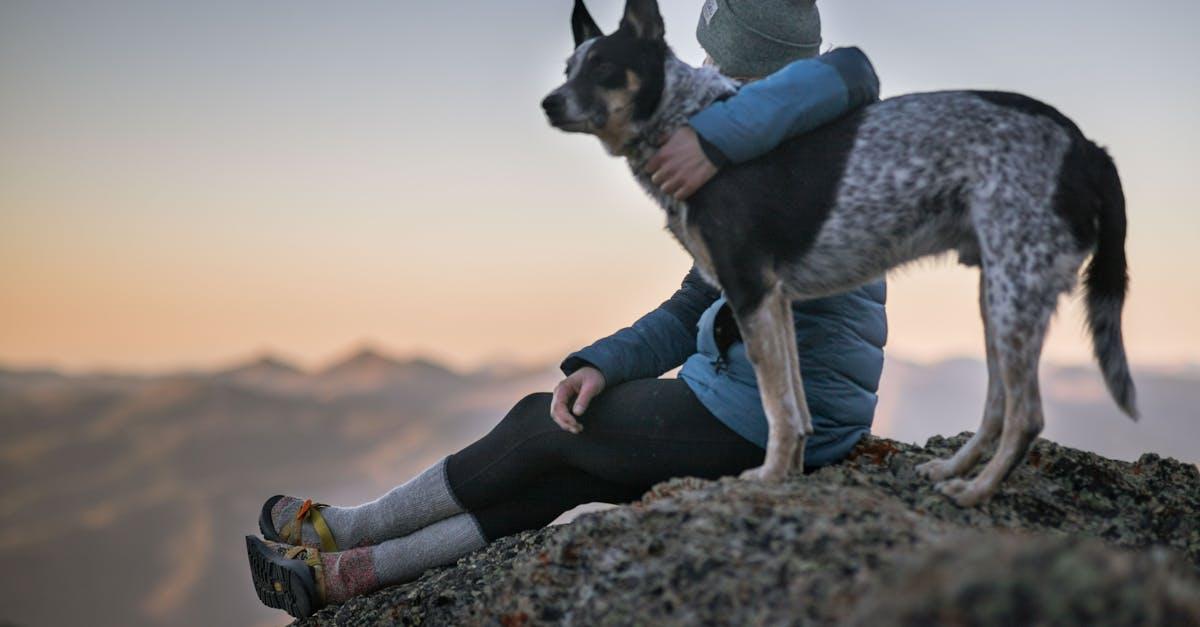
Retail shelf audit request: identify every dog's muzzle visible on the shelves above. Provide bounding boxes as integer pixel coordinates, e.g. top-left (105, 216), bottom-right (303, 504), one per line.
top-left (541, 93), bottom-right (568, 124)
top-left (541, 90), bottom-right (602, 132)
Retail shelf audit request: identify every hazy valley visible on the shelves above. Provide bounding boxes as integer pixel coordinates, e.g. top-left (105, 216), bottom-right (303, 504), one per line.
top-left (1, 349), bottom-right (1195, 626)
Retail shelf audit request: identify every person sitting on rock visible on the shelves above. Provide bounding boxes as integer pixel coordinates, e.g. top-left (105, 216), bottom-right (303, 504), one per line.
top-left (246, 0), bottom-right (887, 618)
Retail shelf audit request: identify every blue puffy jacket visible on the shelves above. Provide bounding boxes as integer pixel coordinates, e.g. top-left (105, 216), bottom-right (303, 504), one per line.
top-left (561, 48), bottom-right (888, 468)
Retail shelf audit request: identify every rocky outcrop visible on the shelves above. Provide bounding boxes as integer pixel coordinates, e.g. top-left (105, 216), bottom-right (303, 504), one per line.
top-left (299, 434), bottom-right (1200, 626)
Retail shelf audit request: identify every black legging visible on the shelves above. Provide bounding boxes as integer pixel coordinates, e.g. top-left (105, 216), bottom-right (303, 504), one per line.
top-left (445, 378), bottom-right (765, 540)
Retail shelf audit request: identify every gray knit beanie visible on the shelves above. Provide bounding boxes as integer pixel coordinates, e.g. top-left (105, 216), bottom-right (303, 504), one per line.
top-left (696, 0), bottom-right (822, 78)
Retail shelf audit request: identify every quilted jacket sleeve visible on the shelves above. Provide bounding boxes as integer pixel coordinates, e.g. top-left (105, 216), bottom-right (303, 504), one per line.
top-left (689, 46), bottom-right (880, 166)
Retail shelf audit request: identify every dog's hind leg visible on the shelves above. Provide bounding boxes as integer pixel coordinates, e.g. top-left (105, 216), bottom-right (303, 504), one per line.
top-left (938, 268), bottom-right (1058, 507)
top-left (917, 274), bottom-right (1006, 481)
top-left (733, 281), bottom-right (804, 482)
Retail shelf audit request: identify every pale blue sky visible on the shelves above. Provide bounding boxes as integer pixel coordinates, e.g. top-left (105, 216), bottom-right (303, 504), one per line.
top-left (2, 0), bottom-right (1197, 371)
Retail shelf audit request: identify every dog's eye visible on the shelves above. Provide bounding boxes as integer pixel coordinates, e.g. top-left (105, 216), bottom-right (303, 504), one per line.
top-left (592, 62), bottom-right (618, 80)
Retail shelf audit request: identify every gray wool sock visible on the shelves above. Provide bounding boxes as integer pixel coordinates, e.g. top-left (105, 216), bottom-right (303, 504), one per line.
top-left (273, 457), bottom-right (465, 549)
top-left (320, 512), bottom-right (487, 603)
top-left (372, 512), bottom-right (486, 588)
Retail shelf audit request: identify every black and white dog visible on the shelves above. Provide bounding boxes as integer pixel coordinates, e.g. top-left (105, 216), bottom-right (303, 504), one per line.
top-left (543, 0), bottom-right (1137, 506)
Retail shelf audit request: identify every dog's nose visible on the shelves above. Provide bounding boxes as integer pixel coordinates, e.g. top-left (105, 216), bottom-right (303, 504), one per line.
top-left (542, 94), bottom-right (565, 118)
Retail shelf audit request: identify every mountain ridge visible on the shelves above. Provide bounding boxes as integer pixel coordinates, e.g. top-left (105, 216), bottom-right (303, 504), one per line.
top-left (5, 352), bottom-right (1198, 385)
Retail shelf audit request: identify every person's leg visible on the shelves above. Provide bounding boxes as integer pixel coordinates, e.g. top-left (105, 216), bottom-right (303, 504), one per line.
top-left (319, 469), bottom-right (644, 602)
top-left (249, 513), bottom-right (486, 616)
top-left (311, 512), bottom-right (484, 604)
top-left (253, 378), bottom-right (763, 615)
top-left (266, 458), bottom-right (464, 549)
top-left (344, 380), bottom-right (761, 597)
top-left (469, 467), bottom-right (646, 540)
top-left (446, 378), bottom-right (764, 516)
top-left (266, 378), bottom-right (761, 550)
top-left (262, 380), bottom-right (680, 549)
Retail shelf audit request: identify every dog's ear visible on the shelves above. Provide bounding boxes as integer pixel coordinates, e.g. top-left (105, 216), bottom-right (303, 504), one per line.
top-left (621, 0), bottom-right (665, 41)
top-left (572, 0), bottom-right (604, 47)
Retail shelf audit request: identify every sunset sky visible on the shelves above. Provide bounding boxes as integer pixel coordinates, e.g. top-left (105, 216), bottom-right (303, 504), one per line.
top-left (2, 0), bottom-right (1197, 373)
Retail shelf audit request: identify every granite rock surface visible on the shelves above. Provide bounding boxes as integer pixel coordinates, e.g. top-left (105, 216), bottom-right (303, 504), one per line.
top-left (297, 434), bottom-right (1200, 626)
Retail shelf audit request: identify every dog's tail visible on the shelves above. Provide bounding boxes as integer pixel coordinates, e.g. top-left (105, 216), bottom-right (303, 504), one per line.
top-left (1082, 145), bottom-right (1138, 420)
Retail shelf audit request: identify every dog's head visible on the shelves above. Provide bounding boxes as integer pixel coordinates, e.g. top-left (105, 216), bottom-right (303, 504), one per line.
top-left (542, 0), bottom-right (668, 155)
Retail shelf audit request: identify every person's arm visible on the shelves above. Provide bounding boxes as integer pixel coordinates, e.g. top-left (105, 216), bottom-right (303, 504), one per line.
top-left (691, 46), bottom-right (880, 164)
top-left (550, 266), bottom-right (717, 434)
top-left (648, 47), bottom-right (880, 199)
top-left (560, 265), bottom-right (718, 386)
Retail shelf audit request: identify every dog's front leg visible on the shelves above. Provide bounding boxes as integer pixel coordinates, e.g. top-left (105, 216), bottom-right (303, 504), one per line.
top-left (734, 283), bottom-right (804, 483)
top-left (774, 289), bottom-right (813, 471)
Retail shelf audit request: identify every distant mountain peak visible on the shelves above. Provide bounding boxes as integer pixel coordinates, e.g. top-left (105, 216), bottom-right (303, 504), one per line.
top-left (319, 346), bottom-right (456, 380)
top-left (322, 346), bottom-right (403, 374)
top-left (220, 353), bottom-right (303, 377)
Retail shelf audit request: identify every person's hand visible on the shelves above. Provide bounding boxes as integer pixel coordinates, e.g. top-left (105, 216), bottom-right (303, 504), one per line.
top-left (550, 366), bottom-right (606, 434)
top-left (645, 126), bottom-right (719, 201)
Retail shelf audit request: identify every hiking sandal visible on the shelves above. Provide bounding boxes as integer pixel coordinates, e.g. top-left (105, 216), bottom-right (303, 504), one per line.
top-left (246, 536), bottom-right (327, 619)
top-left (259, 495), bottom-right (339, 552)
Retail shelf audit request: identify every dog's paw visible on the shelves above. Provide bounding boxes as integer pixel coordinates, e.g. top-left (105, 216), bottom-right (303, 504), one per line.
top-left (916, 458), bottom-right (958, 482)
top-left (739, 465), bottom-right (786, 483)
top-left (935, 478), bottom-right (989, 508)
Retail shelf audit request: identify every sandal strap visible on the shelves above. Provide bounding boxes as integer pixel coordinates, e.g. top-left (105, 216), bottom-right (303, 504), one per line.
top-left (307, 506), bottom-right (338, 553)
top-left (283, 545), bottom-right (328, 606)
top-left (278, 499), bottom-right (338, 552)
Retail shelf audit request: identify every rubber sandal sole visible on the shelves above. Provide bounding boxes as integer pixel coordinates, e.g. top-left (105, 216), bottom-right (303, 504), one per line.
top-left (246, 535), bottom-right (319, 619)
top-left (259, 495), bottom-right (284, 542)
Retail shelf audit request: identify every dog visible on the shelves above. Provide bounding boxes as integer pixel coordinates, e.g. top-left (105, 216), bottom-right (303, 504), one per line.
top-left (542, 0), bottom-right (1137, 506)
